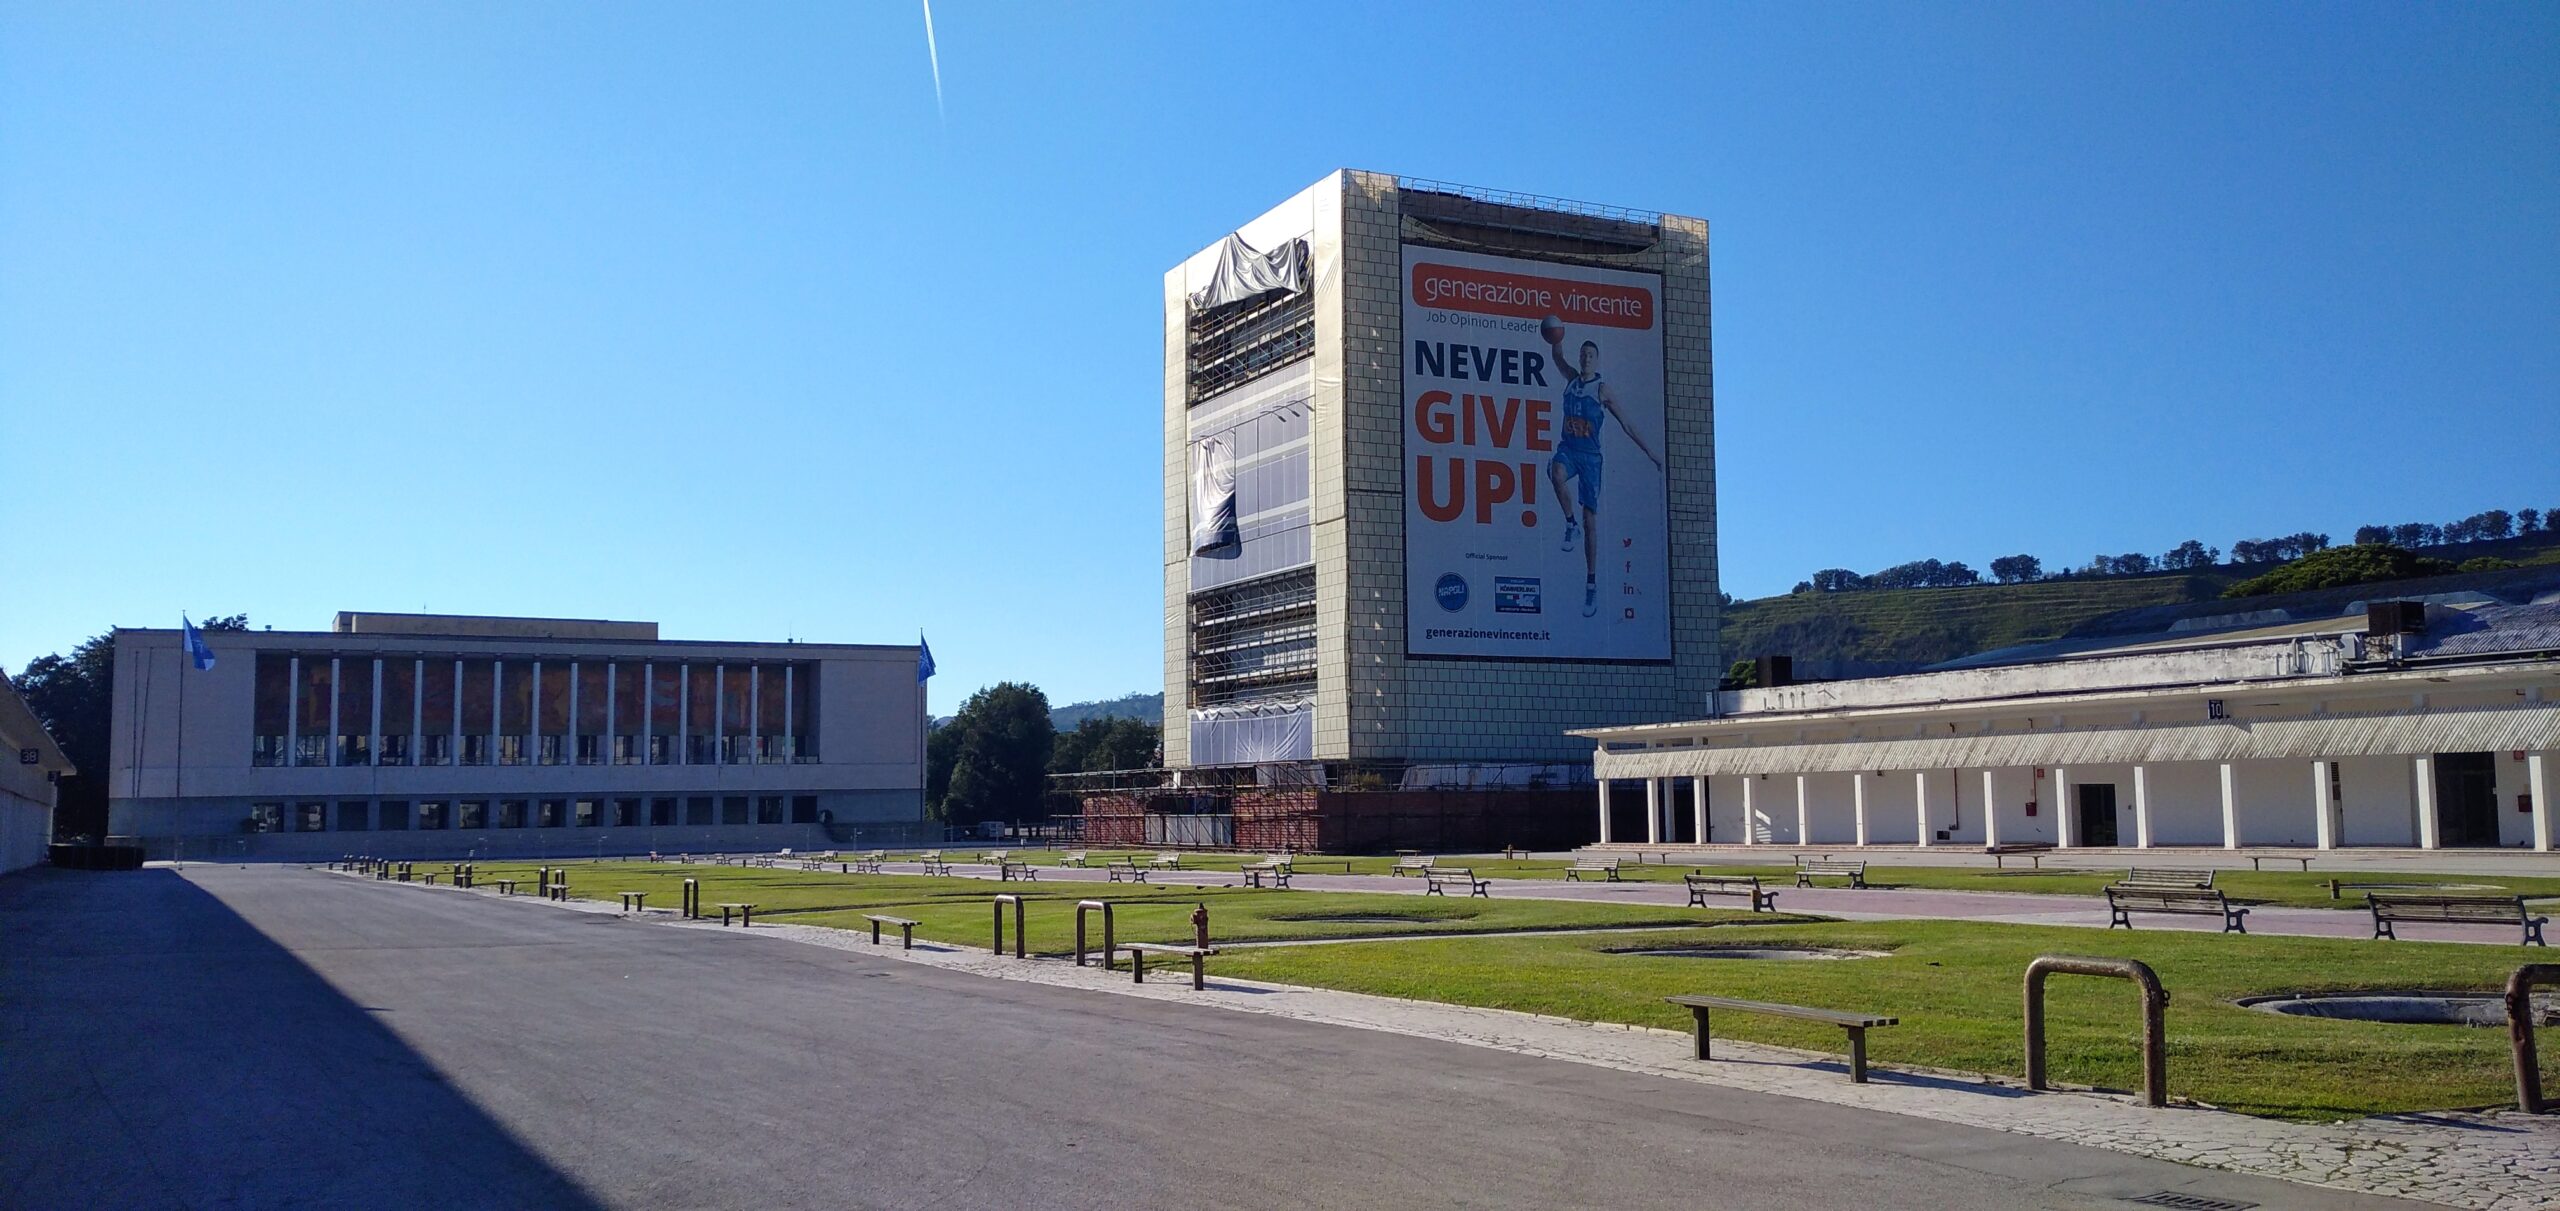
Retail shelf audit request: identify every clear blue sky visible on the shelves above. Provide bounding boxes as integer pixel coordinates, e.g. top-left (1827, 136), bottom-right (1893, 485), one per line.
top-left (5, 2), bottom-right (2554, 712)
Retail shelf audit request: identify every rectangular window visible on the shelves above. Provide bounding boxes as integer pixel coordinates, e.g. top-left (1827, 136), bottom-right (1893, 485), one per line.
top-left (538, 735), bottom-right (563, 765)
top-left (251, 802), bottom-right (284, 833)
top-left (614, 662), bottom-right (645, 764)
top-left (757, 668), bottom-right (788, 764)
top-left (496, 735), bottom-right (527, 766)
top-left (537, 798), bottom-right (565, 828)
top-left (790, 795), bottom-right (817, 824)
top-left (721, 668), bottom-right (752, 764)
top-left (539, 663), bottom-right (571, 764)
top-left (790, 664), bottom-right (816, 762)
top-left (612, 798), bottom-right (640, 827)
top-left (336, 800), bottom-right (370, 831)
top-left (459, 660), bottom-right (494, 764)
top-left (421, 660), bottom-right (457, 766)
top-left (379, 659), bottom-right (415, 766)
top-left (458, 800), bottom-right (488, 830)
top-left (501, 663), bottom-right (533, 764)
top-left (253, 654), bottom-right (291, 766)
top-left (576, 735), bottom-right (600, 765)
top-left (296, 659), bottom-right (332, 765)
top-left (686, 667), bottom-right (717, 765)
top-left (336, 658), bottom-right (372, 766)
top-left (649, 664), bottom-right (680, 764)
top-left (756, 795), bottom-right (783, 825)
top-left (379, 800), bottom-right (411, 830)
top-left (650, 797), bottom-right (677, 826)
top-left (295, 801), bottom-right (327, 832)
top-left (686, 796), bottom-right (714, 826)
top-left (419, 801), bottom-right (450, 830)
top-left (722, 795), bottom-right (749, 826)
top-left (577, 663), bottom-right (608, 764)
top-left (498, 799), bottom-right (527, 828)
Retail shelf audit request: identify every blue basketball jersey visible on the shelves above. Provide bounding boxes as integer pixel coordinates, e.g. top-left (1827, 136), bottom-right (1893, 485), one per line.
top-left (1559, 373), bottom-right (1607, 453)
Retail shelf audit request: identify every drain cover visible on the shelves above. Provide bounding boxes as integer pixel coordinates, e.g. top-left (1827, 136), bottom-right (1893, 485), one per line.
top-left (2124, 1193), bottom-right (2256, 1211)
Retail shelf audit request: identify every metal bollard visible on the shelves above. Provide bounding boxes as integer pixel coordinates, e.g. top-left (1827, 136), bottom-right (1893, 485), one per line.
top-left (681, 878), bottom-right (700, 920)
top-left (1075, 900), bottom-right (1115, 968)
top-left (2024, 955), bottom-right (2169, 1107)
top-left (992, 894), bottom-right (1025, 958)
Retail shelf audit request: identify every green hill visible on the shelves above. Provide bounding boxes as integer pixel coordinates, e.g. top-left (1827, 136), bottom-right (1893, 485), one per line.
top-left (1726, 531), bottom-right (2560, 670)
top-left (1050, 692), bottom-right (1162, 729)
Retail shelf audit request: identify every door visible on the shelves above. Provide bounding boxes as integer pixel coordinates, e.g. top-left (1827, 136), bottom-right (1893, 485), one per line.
top-left (2434, 752), bottom-right (2500, 847)
top-left (2077, 784), bottom-right (2120, 847)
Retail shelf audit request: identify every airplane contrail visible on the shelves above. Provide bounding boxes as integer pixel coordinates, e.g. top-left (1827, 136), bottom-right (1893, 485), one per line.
top-left (920, 0), bottom-right (944, 119)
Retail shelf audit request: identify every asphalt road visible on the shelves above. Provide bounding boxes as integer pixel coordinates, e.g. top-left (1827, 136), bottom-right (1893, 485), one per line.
top-left (0, 864), bottom-right (2431, 1211)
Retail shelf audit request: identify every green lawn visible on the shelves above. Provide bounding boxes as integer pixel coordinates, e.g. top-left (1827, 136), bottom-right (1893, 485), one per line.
top-left (1208, 918), bottom-right (2554, 1121)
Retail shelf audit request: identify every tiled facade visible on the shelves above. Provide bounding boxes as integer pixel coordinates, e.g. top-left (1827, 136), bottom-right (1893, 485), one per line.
top-left (1167, 172), bottom-right (1721, 769)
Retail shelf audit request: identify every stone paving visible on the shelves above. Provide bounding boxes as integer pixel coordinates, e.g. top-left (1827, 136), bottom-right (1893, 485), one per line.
top-left (378, 871), bottom-right (2560, 1211)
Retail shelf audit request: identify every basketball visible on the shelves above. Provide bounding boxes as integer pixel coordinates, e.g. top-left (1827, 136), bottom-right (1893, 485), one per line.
top-left (1540, 315), bottom-right (1564, 343)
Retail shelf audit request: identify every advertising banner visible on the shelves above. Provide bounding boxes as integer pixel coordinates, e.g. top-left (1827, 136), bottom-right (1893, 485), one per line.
top-left (1403, 245), bottom-right (1670, 661)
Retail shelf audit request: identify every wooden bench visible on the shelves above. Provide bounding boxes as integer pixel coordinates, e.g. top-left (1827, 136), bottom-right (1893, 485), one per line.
top-left (1794, 858), bottom-right (1867, 889)
top-left (1242, 859), bottom-right (1292, 889)
top-left (495, 878), bottom-right (519, 896)
top-left (851, 850), bottom-right (886, 874)
top-left (716, 902), bottom-right (758, 927)
top-left (2124, 866), bottom-right (2215, 890)
top-left (419, 872), bottom-right (442, 886)
top-left (617, 891), bottom-right (648, 913)
top-left (1424, 868), bottom-right (1489, 898)
top-left (2368, 893), bottom-right (2547, 947)
top-left (1121, 941), bottom-right (1217, 990)
top-left (1686, 873), bottom-right (1777, 912)
top-left (1390, 856), bottom-right (1436, 877)
top-left (1059, 851), bottom-right (1089, 867)
top-left (979, 851), bottom-right (1010, 867)
top-left (918, 851), bottom-right (952, 876)
top-left (2248, 854), bottom-right (2312, 872)
top-left (999, 861), bottom-right (1039, 882)
top-left (1105, 858), bottom-right (1150, 884)
top-left (864, 914), bottom-right (919, 949)
top-left (1985, 842), bottom-right (2054, 870)
top-left (1566, 857), bottom-right (1621, 882)
top-left (1665, 995), bottom-right (1899, 1083)
top-left (2105, 884), bottom-right (2249, 933)
top-left (1150, 852), bottom-right (1183, 870)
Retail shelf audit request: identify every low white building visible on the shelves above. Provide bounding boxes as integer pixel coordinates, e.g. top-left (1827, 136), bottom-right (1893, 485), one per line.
top-left (1575, 598), bottom-right (2560, 853)
top-left (1, 671), bottom-right (73, 873)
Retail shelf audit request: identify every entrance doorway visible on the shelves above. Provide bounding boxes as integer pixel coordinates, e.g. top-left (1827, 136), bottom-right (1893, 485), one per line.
top-left (2077, 784), bottom-right (2120, 847)
top-left (2433, 752), bottom-right (2500, 847)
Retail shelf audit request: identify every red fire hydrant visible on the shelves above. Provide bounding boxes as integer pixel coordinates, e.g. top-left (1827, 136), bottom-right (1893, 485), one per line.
top-left (1192, 903), bottom-right (1211, 948)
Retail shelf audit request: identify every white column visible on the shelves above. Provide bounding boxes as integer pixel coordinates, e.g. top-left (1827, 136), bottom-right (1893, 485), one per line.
top-left (1596, 778), bottom-right (1613, 843)
top-left (2219, 762), bottom-right (2240, 849)
top-left (1913, 771), bottom-right (1931, 847)
top-left (2054, 767), bottom-right (2076, 847)
top-left (2131, 764), bottom-right (2154, 848)
top-left (1690, 776), bottom-right (1707, 846)
top-left (2529, 753), bottom-right (2552, 853)
top-left (1644, 778), bottom-right (1662, 845)
top-left (1852, 773), bottom-right (1869, 847)
top-left (2414, 755), bottom-right (2440, 849)
top-left (327, 657), bottom-right (341, 767)
top-left (1981, 768), bottom-right (2001, 848)
top-left (367, 658), bottom-right (382, 768)
top-left (1739, 776), bottom-right (1756, 846)
top-left (2312, 760), bottom-right (2336, 851)
top-left (1795, 775), bottom-right (1810, 847)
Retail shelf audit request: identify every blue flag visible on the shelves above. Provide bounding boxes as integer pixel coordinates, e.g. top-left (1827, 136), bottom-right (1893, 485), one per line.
top-left (916, 633), bottom-right (936, 683)
top-left (182, 615), bottom-right (216, 671)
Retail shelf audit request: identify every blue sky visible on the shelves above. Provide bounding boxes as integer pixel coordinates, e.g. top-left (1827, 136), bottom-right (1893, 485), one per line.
top-left (4, 1), bottom-right (2554, 712)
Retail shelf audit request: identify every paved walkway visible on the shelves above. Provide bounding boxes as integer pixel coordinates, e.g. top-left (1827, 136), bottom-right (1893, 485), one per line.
top-left (862, 861), bottom-right (2547, 946)
top-left (439, 870), bottom-right (2556, 1211)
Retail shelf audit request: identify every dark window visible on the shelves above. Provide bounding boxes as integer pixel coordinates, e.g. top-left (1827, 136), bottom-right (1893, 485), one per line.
top-left (756, 795), bottom-right (783, 825)
top-left (577, 662), bottom-right (609, 763)
top-left (789, 664), bottom-right (816, 761)
top-left (649, 664), bottom-right (680, 764)
top-left (721, 796), bottom-right (748, 826)
top-left (253, 654), bottom-right (291, 765)
top-left (418, 801), bottom-right (449, 830)
top-left (686, 796), bottom-right (714, 826)
top-left (251, 802), bottom-right (283, 833)
top-left (296, 659), bottom-right (332, 765)
top-left (650, 797), bottom-right (677, 826)
top-left (459, 661), bottom-right (494, 764)
top-left (295, 802), bottom-right (327, 832)
top-left (379, 800), bottom-right (411, 831)
top-left (574, 799), bottom-right (599, 828)
top-left (790, 795), bottom-right (818, 824)
top-left (420, 660), bottom-right (457, 766)
top-left (459, 801), bottom-right (489, 830)
top-left (611, 798), bottom-right (640, 827)
top-left (379, 659), bottom-right (416, 766)
top-left (538, 663), bottom-right (571, 764)
top-left (336, 659), bottom-right (372, 767)
top-left (497, 800), bottom-right (526, 829)
top-left (336, 800), bottom-right (370, 831)
top-left (536, 799), bottom-right (565, 828)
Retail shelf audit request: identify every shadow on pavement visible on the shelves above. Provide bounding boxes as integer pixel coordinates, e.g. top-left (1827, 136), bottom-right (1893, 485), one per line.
top-left (0, 867), bottom-right (605, 1209)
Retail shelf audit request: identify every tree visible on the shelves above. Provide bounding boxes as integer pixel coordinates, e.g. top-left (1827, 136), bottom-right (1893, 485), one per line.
top-left (2224, 544), bottom-right (2455, 598)
top-left (1988, 554), bottom-right (2042, 584)
top-left (2475, 510), bottom-right (2513, 541)
top-left (2354, 524), bottom-right (2392, 545)
top-left (1807, 568), bottom-right (1864, 593)
top-left (2390, 522), bottom-right (2442, 548)
top-left (2160, 540), bottom-right (2218, 570)
top-left (2112, 552), bottom-right (2154, 575)
top-left (934, 682), bottom-right (1055, 828)
top-left (1722, 659), bottom-right (1759, 689)
top-left (1049, 716), bottom-right (1159, 775)
top-left (2519, 509), bottom-right (2542, 535)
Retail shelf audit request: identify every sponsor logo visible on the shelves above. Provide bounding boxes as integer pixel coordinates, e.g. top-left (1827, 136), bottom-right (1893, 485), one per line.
top-left (1434, 573), bottom-right (1470, 612)
top-left (1494, 576), bottom-right (1542, 614)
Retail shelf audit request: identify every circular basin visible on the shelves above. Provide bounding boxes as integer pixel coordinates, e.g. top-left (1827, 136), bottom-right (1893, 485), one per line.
top-left (2239, 991), bottom-right (2560, 1027)
top-left (1615, 945), bottom-right (1885, 961)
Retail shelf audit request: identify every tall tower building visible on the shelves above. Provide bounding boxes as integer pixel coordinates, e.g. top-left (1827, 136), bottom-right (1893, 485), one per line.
top-left (1164, 171), bottom-right (1720, 796)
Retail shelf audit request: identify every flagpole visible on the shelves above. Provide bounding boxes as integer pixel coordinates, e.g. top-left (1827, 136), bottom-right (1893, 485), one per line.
top-left (175, 631), bottom-right (187, 868)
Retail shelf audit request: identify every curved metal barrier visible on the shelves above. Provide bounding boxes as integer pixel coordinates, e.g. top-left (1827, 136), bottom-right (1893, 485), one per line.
top-left (992, 894), bottom-right (1025, 958)
top-left (2024, 955), bottom-right (2169, 1108)
top-left (1075, 900), bottom-right (1116, 969)
top-left (2511, 964), bottom-right (2558, 1113)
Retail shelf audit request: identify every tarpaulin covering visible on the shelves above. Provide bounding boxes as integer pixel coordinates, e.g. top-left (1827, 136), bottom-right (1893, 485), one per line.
top-left (1187, 234), bottom-right (1308, 311)
top-left (1188, 433), bottom-right (1239, 556)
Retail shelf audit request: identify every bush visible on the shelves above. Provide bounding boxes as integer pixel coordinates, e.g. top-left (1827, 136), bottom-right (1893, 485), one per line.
top-left (2456, 557), bottom-right (2518, 573)
top-left (2222, 544), bottom-right (2455, 598)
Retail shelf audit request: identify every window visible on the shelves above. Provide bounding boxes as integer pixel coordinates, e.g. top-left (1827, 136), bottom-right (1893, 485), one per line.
top-left (421, 660), bottom-right (457, 766)
top-left (497, 735), bottom-right (527, 766)
top-left (538, 663), bottom-right (571, 764)
top-left (296, 659), bottom-right (333, 765)
top-left (614, 661), bottom-right (645, 765)
top-left (650, 797), bottom-right (677, 826)
top-left (500, 662), bottom-right (533, 765)
top-left (253, 655), bottom-right (291, 765)
top-left (721, 796), bottom-right (748, 826)
top-left (295, 802), bottom-right (328, 832)
top-left (336, 658), bottom-right (372, 766)
top-left (790, 665), bottom-right (817, 762)
top-left (459, 661), bottom-right (494, 764)
top-left (686, 666), bottom-right (717, 764)
top-left (572, 799), bottom-right (598, 828)
top-left (613, 798), bottom-right (641, 827)
top-left (495, 799), bottom-right (524, 829)
top-left (418, 801), bottom-right (449, 830)
top-left (379, 800), bottom-right (411, 831)
top-left (577, 662), bottom-right (608, 764)
top-left (756, 795), bottom-right (783, 825)
top-left (790, 795), bottom-right (817, 824)
top-left (379, 659), bottom-right (415, 766)
top-left (458, 800), bottom-right (488, 830)
top-left (649, 663), bottom-right (680, 764)
top-left (757, 667), bottom-right (788, 764)
top-left (251, 802), bottom-right (283, 833)
top-left (720, 666), bottom-right (751, 765)
top-left (336, 801), bottom-right (370, 831)
top-left (685, 796), bottom-right (713, 826)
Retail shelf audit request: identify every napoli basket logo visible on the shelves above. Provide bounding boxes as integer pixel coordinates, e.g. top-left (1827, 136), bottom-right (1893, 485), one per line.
top-left (1434, 573), bottom-right (1469, 612)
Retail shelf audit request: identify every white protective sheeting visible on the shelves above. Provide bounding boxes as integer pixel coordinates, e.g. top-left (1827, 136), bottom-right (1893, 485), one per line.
top-left (1188, 433), bottom-right (1239, 556)
top-left (1186, 234), bottom-right (1309, 311)
top-left (1593, 701), bottom-right (2560, 781)
top-left (1189, 701), bottom-right (1314, 765)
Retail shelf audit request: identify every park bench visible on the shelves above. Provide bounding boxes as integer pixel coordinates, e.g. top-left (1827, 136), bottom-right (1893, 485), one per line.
top-left (2367, 892), bottom-right (2547, 947)
top-left (419, 872), bottom-right (441, 886)
top-left (864, 913), bottom-right (919, 949)
top-left (1424, 867), bottom-right (1489, 898)
top-left (1390, 855), bottom-right (1436, 877)
top-left (2124, 866), bottom-right (2216, 890)
top-left (1121, 941), bottom-right (1217, 990)
top-left (1686, 873), bottom-right (1777, 912)
top-left (852, 850), bottom-right (887, 873)
top-left (1150, 852), bottom-right (1183, 870)
top-left (1242, 858), bottom-right (1291, 889)
top-left (1000, 861), bottom-right (1039, 882)
top-left (495, 878), bottom-right (519, 896)
top-left (617, 891), bottom-right (649, 913)
top-left (1985, 842), bottom-right (2054, 870)
top-left (1664, 995), bottom-right (1899, 1083)
top-left (2248, 854), bottom-right (2311, 872)
top-left (1059, 851), bottom-right (1089, 867)
top-left (1794, 858), bottom-right (1868, 888)
top-left (716, 902), bottom-right (758, 927)
top-left (918, 851), bottom-right (953, 876)
top-left (1105, 857), bottom-right (1151, 884)
top-left (2105, 884), bottom-right (2249, 933)
top-left (1566, 857), bottom-right (1622, 882)
top-left (979, 850), bottom-right (1010, 867)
